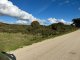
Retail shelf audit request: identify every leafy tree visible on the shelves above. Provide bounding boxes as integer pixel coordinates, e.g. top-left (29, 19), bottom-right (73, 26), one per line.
top-left (50, 22), bottom-right (65, 30)
top-left (72, 18), bottom-right (80, 28)
top-left (31, 21), bottom-right (40, 29)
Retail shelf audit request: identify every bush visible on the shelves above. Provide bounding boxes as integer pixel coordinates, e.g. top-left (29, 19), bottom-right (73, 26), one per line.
top-left (31, 21), bottom-right (40, 29)
top-left (72, 18), bottom-right (80, 28)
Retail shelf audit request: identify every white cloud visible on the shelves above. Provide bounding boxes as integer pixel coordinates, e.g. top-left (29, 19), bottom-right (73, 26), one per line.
top-left (16, 20), bottom-right (29, 25)
top-left (59, 19), bottom-right (72, 25)
top-left (0, 0), bottom-right (37, 22)
top-left (48, 18), bottom-right (72, 25)
top-left (38, 19), bottom-right (48, 25)
top-left (48, 18), bottom-right (58, 23)
top-left (0, 0), bottom-right (49, 25)
top-left (0, 0), bottom-right (73, 25)
top-left (59, 19), bottom-right (66, 23)
top-left (16, 19), bottom-right (48, 25)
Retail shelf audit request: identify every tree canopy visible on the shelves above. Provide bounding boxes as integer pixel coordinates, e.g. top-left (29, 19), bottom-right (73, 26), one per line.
top-left (31, 21), bottom-right (40, 29)
top-left (72, 18), bottom-right (80, 28)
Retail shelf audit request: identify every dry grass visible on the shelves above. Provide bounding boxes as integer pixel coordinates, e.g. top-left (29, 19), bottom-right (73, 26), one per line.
top-left (0, 33), bottom-right (42, 51)
top-left (0, 29), bottom-right (77, 52)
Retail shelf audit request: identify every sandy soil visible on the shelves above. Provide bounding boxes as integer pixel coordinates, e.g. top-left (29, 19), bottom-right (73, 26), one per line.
top-left (11, 30), bottom-right (80, 60)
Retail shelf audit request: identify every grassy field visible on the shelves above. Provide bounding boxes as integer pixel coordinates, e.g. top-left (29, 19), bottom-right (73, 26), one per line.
top-left (0, 29), bottom-right (77, 52)
top-left (0, 33), bottom-right (44, 51)
top-left (0, 22), bottom-right (78, 52)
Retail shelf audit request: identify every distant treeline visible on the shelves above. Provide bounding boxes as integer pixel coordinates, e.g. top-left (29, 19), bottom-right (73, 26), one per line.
top-left (0, 18), bottom-right (79, 37)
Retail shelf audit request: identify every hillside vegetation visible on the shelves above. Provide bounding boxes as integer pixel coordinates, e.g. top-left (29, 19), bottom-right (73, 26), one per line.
top-left (0, 19), bottom-right (79, 51)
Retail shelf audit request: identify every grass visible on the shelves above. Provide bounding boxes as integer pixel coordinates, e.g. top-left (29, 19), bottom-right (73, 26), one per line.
top-left (0, 33), bottom-right (43, 51)
top-left (0, 29), bottom-right (78, 52)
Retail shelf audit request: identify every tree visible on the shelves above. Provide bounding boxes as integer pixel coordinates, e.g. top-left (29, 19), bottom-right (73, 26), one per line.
top-left (50, 22), bottom-right (64, 30)
top-left (72, 18), bottom-right (80, 28)
top-left (31, 21), bottom-right (40, 29)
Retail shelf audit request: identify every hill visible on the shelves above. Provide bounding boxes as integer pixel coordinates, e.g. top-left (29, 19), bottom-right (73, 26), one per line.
top-left (0, 22), bottom-right (30, 33)
top-left (0, 22), bottom-right (78, 51)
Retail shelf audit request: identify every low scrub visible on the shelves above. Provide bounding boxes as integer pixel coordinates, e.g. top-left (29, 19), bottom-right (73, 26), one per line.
top-left (0, 22), bottom-right (78, 51)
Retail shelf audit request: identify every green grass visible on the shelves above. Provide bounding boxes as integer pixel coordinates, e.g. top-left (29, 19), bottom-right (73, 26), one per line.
top-left (0, 33), bottom-right (43, 51)
top-left (0, 29), bottom-right (78, 52)
top-left (0, 20), bottom-right (79, 52)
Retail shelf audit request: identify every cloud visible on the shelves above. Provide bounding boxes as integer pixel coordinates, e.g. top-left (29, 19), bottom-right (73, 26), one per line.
top-left (66, 22), bottom-right (73, 25)
top-left (0, 0), bottom-right (37, 22)
top-left (0, 0), bottom-right (73, 25)
top-left (59, 19), bottom-right (66, 23)
top-left (59, 19), bottom-right (73, 25)
top-left (48, 18), bottom-right (59, 23)
top-left (48, 18), bottom-right (72, 25)
top-left (0, 0), bottom-right (49, 25)
top-left (38, 19), bottom-right (49, 25)
top-left (16, 19), bottom-right (48, 25)
top-left (16, 20), bottom-right (29, 25)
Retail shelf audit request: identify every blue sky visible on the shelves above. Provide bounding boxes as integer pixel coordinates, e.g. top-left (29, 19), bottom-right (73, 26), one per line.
top-left (0, 0), bottom-right (80, 25)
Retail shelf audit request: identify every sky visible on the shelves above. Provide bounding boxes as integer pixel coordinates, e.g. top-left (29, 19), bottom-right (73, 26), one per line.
top-left (0, 0), bottom-right (80, 25)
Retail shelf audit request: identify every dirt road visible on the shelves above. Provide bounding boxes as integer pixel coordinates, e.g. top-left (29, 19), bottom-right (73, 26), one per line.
top-left (11, 30), bottom-right (80, 60)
